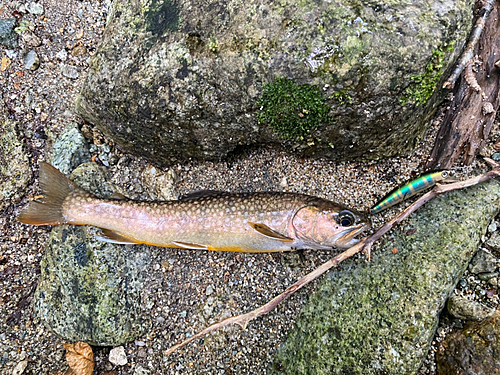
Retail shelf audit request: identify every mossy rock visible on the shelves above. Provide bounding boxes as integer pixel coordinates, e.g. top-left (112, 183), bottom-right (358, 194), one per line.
top-left (271, 179), bottom-right (500, 374)
top-left (76, 0), bottom-right (474, 164)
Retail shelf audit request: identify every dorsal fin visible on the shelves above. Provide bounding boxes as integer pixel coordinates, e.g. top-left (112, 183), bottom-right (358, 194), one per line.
top-left (95, 229), bottom-right (141, 244)
top-left (180, 190), bottom-right (223, 200)
top-left (248, 222), bottom-right (294, 242)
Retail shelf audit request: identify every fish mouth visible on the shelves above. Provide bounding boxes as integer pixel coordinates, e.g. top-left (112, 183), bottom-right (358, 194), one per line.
top-left (334, 223), bottom-right (371, 249)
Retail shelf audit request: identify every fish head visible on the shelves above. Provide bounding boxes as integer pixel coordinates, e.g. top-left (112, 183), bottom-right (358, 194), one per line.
top-left (292, 202), bottom-right (371, 249)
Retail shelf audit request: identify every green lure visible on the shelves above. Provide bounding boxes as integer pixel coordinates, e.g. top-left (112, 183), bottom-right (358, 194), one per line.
top-left (371, 171), bottom-right (455, 214)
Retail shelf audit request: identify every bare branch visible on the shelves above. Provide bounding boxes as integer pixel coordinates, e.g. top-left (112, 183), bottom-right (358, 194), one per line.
top-left (164, 164), bottom-right (500, 356)
top-left (443, 0), bottom-right (495, 90)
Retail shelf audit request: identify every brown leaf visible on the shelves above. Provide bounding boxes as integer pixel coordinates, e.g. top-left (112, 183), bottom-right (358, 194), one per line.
top-left (62, 342), bottom-right (95, 375)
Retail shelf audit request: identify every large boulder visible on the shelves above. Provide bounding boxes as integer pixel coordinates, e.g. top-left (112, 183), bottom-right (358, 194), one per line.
top-left (271, 179), bottom-right (500, 374)
top-left (76, 0), bottom-right (473, 164)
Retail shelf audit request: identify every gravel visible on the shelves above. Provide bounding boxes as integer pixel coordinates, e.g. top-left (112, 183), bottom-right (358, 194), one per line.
top-left (1, 0), bottom-right (499, 374)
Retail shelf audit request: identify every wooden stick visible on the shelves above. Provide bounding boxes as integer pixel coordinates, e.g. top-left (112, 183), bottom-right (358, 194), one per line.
top-left (164, 161), bottom-right (500, 356)
top-left (443, 0), bottom-right (495, 90)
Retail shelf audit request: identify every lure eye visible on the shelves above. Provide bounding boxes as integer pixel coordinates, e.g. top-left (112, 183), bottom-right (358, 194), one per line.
top-left (441, 171), bottom-right (449, 178)
top-left (339, 210), bottom-right (355, 227)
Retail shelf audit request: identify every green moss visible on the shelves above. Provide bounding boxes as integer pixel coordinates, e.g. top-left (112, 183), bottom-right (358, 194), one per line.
top-left (257, 77), bottom-right (331, 140)
top-left (144, 0), bottom-right (180, 36)
top-left (330, 86), bottom-right (353, 105)
top-left (400, 42), bottom-right (455, 106)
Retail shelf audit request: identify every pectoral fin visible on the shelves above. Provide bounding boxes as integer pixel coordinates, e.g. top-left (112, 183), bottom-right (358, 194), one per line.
top-left (171, 241), bottom-right (209, 250)
top-left (248, 222), bottom-right (294, 242)
top-left (96, 229), bottom-right (141, 245)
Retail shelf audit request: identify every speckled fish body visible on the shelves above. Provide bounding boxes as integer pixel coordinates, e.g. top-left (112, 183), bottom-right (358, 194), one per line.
top-left (17, 163), bottom-right (371, 252)
top-left (371, 171), bottom-right (454, 214)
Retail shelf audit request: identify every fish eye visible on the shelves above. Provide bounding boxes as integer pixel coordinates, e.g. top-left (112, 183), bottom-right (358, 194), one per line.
top-left (338, 210), bottom-right (355, 227)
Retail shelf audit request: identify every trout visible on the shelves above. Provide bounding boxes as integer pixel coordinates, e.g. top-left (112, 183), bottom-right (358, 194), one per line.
top-left (17, 162), bottom-right (370, 252)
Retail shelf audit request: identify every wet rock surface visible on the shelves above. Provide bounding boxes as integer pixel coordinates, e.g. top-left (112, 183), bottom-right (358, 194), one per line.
top-left (436, 311), bottom-right (500, 375)
top-left (76, 0), bottom-right (473, 164)
top-left (272, 179), bottom-right (500, 375)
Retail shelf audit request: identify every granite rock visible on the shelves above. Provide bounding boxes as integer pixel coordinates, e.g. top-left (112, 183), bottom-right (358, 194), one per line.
top-left (76, 0), bottom-right (473, 164)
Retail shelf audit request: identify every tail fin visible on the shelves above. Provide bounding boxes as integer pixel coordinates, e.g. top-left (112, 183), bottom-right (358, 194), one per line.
top-left (17, 162), bottom-right (80, 225)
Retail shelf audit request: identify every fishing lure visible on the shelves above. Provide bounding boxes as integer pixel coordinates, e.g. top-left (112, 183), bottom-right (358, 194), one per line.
top-left (371, 171), bottom-right (455, 214)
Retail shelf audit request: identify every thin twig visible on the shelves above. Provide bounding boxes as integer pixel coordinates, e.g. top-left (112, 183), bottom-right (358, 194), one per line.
top-left (165, 162), bottom-right (500, 356)
top-left (443, 0), bottom-right (495, 90)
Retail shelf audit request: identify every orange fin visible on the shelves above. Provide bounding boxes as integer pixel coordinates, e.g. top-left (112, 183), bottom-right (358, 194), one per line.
top-left (248, 222), bottom-right (294, 242)
top-left (171, 241), bottom-right (209, 250)
top-left (17, 162), bottom-right (84, 225)
top-left (95, 229), bottom-right (141, 245)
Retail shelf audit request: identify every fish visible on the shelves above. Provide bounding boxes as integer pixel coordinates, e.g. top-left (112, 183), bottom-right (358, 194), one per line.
top-left (371, 170), bottom-right (456, 214)
top-left (17, 162), bottom-right (371, 252)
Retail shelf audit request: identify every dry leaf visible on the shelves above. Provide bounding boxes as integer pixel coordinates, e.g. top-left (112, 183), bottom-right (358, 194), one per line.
top-left (62, 342), bottom-right (95, 375)
top-left (1, 57), bottom-right (11, 72)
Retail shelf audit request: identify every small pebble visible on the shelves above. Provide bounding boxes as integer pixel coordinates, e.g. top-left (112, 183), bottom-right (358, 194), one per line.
top-left (61, 64), bottom-right (79, 79)
top-left (21, 31), bottom-right (41, 47)
top-left (11, 359), bottom-right (28, 375)
top-left (55, 49), bottom-right (68, 61)
top-left (23, 50), bottom-right (40, 70)
top-left (109, 346), bottom-right (128, 366)
top-left (27, 2), bottom-right (44, 15)
top-left (488, 221), bottom-right (498, 233)
top-left (71, 45), bottom-right (87, 57)
top-left (469, 249), bottom-right (497, 274)
top-left (447, 295), bottom-right (495, 321)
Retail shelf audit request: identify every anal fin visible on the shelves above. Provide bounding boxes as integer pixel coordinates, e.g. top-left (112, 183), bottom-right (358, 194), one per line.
top-left (248, 222), bottom-right (294, 242)
top-left (95, 229), bottom-right (141, 245)
top-left (171, 241), bottom-right (209, 250)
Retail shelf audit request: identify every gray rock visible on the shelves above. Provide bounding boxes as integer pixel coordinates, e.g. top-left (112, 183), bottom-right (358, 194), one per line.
top-left (50, 124), bottom-right (90, 176)
top-left (486, 231), bottom-right (500, 251)
top-left (26, 2), bottom-right (44, 15)
top-left (76, 0), bottom-right (473, 165)
top-left (61, 64), bottom-right (79, 79)
top-left (469, 249), bottom-right (497, 274)
top-left (21, 31), bottom-right (42, 47)
top-left (33, 163), bottom-right (152, 346)
top-left (23, 50), bottom-right (40, 71)
top-left (0, 18), bottom-right (18, 48)
top-left (271, 179), bottom-right (500, 375)
top-left (0, 103), bottom-right (32, 210)
top-left (447, 295), bottom-right (495, 321)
